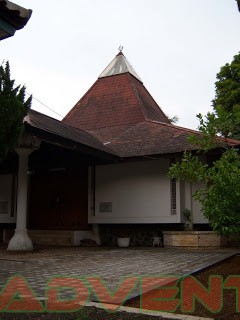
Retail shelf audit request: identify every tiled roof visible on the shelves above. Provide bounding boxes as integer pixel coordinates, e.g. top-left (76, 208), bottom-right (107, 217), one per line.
top-left (25, 109), bottom-right (116, 156)
top-left (62, 52), bottom-right (240, 158)
top-left (26, 110), bottom-right (240, 159)
top-left (63, 72), bottom-right (170, 130)
top-left (87, 121), bottom-right (197, 157)
top-left (88, 120), bottom-right (240, 158)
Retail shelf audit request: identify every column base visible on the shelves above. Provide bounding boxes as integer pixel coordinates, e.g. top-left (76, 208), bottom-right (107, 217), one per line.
top-left (7, 229), bottom-right (34, 251)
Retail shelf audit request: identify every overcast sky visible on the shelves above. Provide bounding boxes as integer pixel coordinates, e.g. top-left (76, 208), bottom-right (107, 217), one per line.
top-left (1, 0), bottom-right (240, 129)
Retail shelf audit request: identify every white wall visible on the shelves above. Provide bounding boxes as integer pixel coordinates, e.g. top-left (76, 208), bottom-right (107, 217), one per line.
top-left (192, 182), bottom-right (208, 224)
top-left (182, 181), bottom-right (208, 224)
top-left (89, 159), bottom-right (181, 224)
top-left (0, 174), bottom-right (16, 223)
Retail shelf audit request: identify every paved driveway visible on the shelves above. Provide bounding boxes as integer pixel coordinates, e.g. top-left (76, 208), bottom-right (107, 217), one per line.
top-left (0, 246), bottom-right (237, 303)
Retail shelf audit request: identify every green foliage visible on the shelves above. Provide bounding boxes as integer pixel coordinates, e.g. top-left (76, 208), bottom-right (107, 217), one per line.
top-left (188, 108), bottom-right (240, 151)
top-left (0, 61), bottom-right (31, 160)
top-left (170, 149), bottom-right (240, 235)
top-left (169, 152), bottom-right (207, 182)
top-left (195, 149), bottom-right (240, 235)
top-left (212, 52), bottom-right (240, 139)
top-left (169, 52), bottom-right (240, 235)
top-left (183, 209), bottom-right (191, 223)
top-left (168, 115), bottom-right (179, 124)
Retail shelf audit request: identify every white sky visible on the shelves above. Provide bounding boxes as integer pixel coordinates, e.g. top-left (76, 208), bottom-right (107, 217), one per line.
top-left (1, 0), bottom-right (240, 129)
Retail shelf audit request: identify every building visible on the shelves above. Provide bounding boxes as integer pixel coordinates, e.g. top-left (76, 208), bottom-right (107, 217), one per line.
top-left (0, 0), bottom-right (32, 40)
top-left (1, 51), bottom-right (239, 250)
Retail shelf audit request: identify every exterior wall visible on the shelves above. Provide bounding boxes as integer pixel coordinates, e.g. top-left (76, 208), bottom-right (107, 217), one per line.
top-left (192, 182), bottom-right (208, 224)
top-left (89, 159), bottom-right (181, 224)
top-left (181, 181), bottom-right (208, 225)
top-left (0, 174), bottom-right (16, 223)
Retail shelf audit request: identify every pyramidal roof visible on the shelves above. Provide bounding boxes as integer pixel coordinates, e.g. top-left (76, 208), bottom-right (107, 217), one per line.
top-left (98, 51), bottom-right (142, 82)
top-left (61, 51), bottom-right (240, 158)
top-left (63, 51), bottom-right (170, 131)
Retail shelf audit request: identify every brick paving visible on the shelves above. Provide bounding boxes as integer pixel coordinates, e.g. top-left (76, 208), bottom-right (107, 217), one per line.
top-left (0, 246), bottom-right (237, 303)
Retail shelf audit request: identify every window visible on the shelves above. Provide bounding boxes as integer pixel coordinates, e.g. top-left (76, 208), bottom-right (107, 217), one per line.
top-left (89, 166), bottom-right (95, 216)
top-left (171, 178), bottom-right (177, 215)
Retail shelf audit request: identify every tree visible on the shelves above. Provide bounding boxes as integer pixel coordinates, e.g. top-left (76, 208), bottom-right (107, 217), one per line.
top-left (170, 148), bottom-right (240, 235)
top-left (168, 115), bottom-right (179, 124)
top-left (0, 61), bottom-right (32, 160)
top-left (169, 53), bottom-right (240, 236)
top-left (212, 52), bottom-right (240, 139)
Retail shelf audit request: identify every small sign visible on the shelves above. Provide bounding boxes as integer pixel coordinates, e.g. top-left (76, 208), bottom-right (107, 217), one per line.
top-left (99, 202), bottom-right (112, 213)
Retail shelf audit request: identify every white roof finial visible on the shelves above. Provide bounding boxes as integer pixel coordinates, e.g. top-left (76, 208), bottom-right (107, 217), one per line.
top-left (98, 49), bottom-right (142, 82)
top-left (118, 45), bottom-right (123, 52)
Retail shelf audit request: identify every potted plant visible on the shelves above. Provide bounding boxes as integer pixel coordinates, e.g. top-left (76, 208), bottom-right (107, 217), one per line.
top-left (116, 229), bottom-right (131, 247)
top-left (183, 208), bottom-right (192, 231)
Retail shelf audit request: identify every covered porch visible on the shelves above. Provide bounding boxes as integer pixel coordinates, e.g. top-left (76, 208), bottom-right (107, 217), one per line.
top-left (0, 110), bottom-right (117, 250)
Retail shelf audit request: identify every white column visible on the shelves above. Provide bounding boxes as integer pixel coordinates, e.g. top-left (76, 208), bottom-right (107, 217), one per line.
top-left (7, 148), bottom-right (33, 251)
top-left (184, 181), bottom-right (193, 229)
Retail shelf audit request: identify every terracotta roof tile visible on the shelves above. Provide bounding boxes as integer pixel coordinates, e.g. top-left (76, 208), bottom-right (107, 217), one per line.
top-left (88, 121), bottom-right (240, 158)
top-left (61, 52), bottom-right (240, 158)
top-left (63, 73), bottom-right (170, 130)
top-left (87, 121), bottom-right (197, 157)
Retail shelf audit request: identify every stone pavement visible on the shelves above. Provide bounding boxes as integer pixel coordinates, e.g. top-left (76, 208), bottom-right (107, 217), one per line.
top-left (0, 246), bottom-right (237, 303)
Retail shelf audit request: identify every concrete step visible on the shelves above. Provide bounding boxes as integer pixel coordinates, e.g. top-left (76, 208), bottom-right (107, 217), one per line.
top-left (28, 230), bottom-right (74, 246)
top-left (28, 228), bottom-right (100, 246)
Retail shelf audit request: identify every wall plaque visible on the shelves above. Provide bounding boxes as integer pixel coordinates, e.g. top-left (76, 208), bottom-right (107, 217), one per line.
top-left (99, 202), bottom-right (112, 213)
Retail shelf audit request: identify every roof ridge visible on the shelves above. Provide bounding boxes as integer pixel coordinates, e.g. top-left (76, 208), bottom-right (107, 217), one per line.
top-left (146, 119), bottom-right (240, 145)
top-left (126, 73), bottom-right (171, 125)
top-left (29, 109), bottom-right (98, 136)
top-left (27, 110), bottom-right (118, 156)
top-left (146, 119), bottom-right (201, 133)
top-left (28, 109), bottom-right (62, 123)
top-left (127, 73), bottom-right (147, 123)
top-left (62, 78), bottom-right (99, 122)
